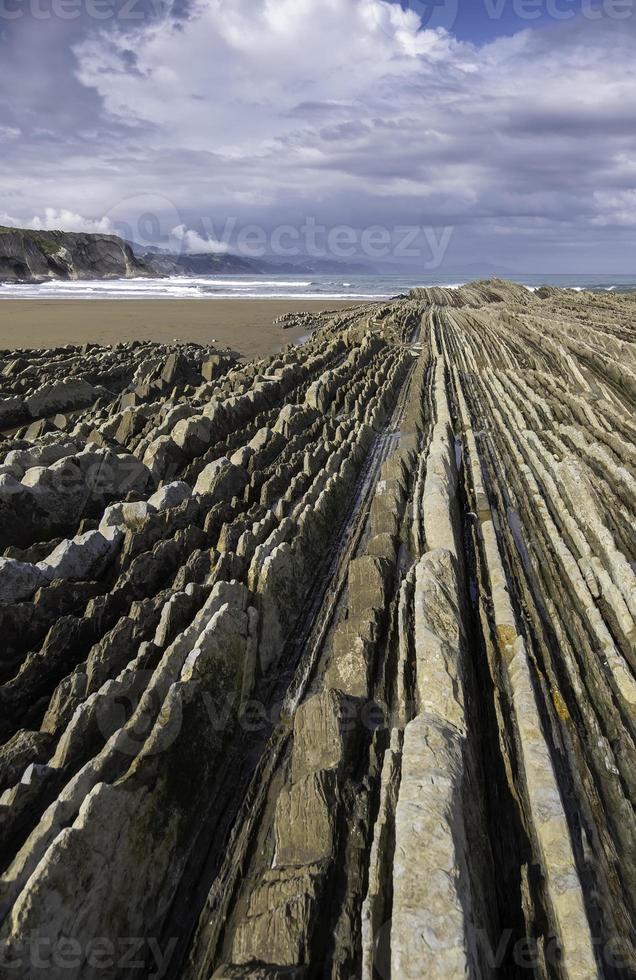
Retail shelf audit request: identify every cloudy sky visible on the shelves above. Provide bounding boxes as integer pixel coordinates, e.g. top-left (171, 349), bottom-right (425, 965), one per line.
top-left (0, 0), bottom-right (635, 272)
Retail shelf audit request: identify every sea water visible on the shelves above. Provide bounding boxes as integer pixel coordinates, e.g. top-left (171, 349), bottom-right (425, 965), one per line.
top-left (1, 273), bottom-right (635, 300)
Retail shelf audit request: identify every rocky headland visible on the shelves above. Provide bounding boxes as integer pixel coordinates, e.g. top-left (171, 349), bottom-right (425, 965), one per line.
top-left (0, 280), bottom-right (634, 978)
top-left (0, 228), bottom-right (155, 283)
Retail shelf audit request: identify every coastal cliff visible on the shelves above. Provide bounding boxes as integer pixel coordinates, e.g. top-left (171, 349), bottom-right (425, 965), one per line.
top-left (0, 227), bottom-right (155, 282)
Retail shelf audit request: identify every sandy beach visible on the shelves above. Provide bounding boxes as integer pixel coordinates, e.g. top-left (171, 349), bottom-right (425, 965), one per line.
top-left (0, 298), bottom-right (361, 359)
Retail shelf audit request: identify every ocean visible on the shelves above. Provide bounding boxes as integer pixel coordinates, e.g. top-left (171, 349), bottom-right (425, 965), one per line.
top-left (0, 273), bottom-right (635, 300)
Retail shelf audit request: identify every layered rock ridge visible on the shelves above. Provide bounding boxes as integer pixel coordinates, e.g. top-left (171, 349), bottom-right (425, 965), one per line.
top-left (0, 281), bottom-right (634, 979)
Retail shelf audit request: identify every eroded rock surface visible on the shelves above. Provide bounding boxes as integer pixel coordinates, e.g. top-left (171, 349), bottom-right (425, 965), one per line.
top-left (0, 282), bottom-right (634, 979)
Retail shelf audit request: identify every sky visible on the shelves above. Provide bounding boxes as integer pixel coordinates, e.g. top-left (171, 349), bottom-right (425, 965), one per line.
top-left (0, 0), bottom-right (635, 273)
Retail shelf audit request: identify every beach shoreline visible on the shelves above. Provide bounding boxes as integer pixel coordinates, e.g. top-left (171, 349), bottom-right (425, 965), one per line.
top-left (0, 298), bottom-right (363, 359)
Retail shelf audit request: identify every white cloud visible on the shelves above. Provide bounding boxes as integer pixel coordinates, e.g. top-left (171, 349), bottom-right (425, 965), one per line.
top-left (0, 126), bottom-right (21, 142)
top-left (0, 209), bottom-right (115, 234)
top-left (73, 0), bottom-right (466, 158)
top-left (592, 190), bottom-right (636, 226)
top-left (66, 2), bottom-right (636, 236)
top-left (171, 224), bottom-right (229, 253)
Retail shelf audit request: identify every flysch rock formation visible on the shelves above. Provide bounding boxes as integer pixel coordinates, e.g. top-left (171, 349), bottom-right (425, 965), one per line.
top-left (0, 280), bottom-right (634, 979)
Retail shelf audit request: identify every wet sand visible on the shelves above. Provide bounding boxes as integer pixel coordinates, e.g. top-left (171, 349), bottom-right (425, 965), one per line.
top-left (0, 298), bottom-right (361, 359)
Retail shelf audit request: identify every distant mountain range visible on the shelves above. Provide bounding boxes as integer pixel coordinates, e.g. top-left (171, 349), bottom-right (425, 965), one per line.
top-left (127, 245), bottom-right (521, 281)
top-left (128, 242), bottom-right (377, 277)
